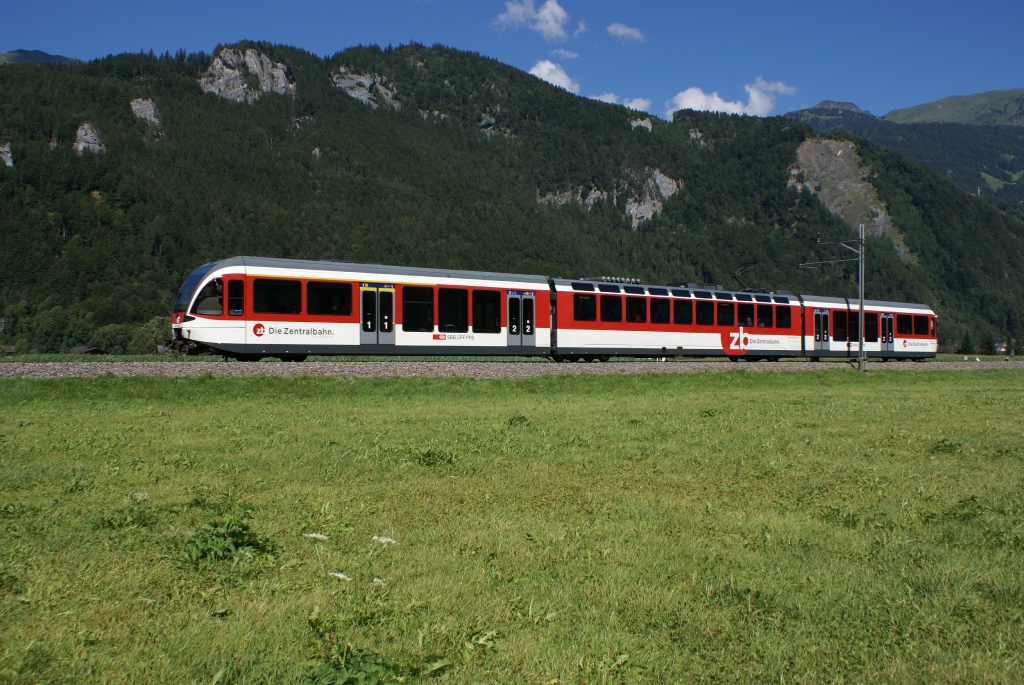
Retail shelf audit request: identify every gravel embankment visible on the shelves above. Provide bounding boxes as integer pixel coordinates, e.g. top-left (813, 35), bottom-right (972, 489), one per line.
top-left (1, 359), bottom-right (1022, 380)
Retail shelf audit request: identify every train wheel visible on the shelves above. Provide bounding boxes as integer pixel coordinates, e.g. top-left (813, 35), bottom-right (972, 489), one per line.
top-left (809, 357), bottom-right (819, 363)
top-left (235, 354), bottom-right (262, 362)
top-left (598, 356), bottom-right (611, 363)
top-left (279, 354), bottom-right (307, 362)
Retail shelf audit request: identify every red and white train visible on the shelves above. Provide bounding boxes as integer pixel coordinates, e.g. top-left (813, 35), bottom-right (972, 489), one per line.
top-left (171, 256), bottom-right (938, 361)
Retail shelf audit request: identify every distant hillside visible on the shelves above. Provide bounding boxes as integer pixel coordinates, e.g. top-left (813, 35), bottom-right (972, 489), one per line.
top-left (1, 43), bottom-right (1022, 353)
top-left (884, 88), bottom-right (1024, 126)
top-left (787, 101), bottom-right (1024, 222)
top-left (0, 49), bottom-right (77, 65)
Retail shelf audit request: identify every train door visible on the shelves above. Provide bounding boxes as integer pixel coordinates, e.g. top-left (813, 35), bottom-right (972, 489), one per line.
top-left (880, 313), bottom-right (894, 353)
top-left (814, 309), bottom-right (830, 352)
top-left (360, 283), bottom-right (395, 347)
top-left (506, 291), bottom-right (536, 348)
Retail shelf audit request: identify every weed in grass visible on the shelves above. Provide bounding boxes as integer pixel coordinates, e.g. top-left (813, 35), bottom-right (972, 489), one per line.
top-left (411, 442), bottom-right (456, 467)
top-left (931, 437), bottom-right (966, 454)
top-left (307, 605), bottom-right (406, 684)
top-left (507, 413), bottom-right (530, 427)
top-left (95, 502), bottom-right (157, 530)
top-left (0, 566), bottom-right (25, 595)
top-left (62, 467), bottom-right (94, 494)
top-left (177, 515), bottom-right (276, 567)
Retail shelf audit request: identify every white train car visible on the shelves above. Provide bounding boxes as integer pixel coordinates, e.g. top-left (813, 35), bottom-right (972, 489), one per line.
top-left (172, 257), bottom-right (551, 360)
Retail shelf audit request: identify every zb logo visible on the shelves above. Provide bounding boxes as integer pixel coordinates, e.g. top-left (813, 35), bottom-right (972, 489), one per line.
top-left (729, 327), bottom-right (749, 350)
top-left (253, 323), bottom-right (266, 337)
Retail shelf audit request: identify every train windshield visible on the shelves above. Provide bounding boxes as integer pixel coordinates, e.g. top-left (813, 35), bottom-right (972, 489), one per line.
top-left (173, 262), bottom-right (216, 313)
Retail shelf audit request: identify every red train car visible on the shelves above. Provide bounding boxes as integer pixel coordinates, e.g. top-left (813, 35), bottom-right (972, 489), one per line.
top-left (172, 257), bottom-right (938, 361)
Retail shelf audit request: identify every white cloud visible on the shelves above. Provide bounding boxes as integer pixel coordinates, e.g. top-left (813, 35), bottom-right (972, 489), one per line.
top-left (591, 92), bottom-right (619, 104)
top-left (494, 0), bottom-right (571, 42)
top-left (607, 22), bottom-right (644, 42)
top-left (573, 21), bottom-right (587, 37)
top-left (623, 97), bottom-right (652, 111)
top-left (530, 60), bottom-right (580, 94)
top-left (551, 48), bottom-right (578, 59)
top-left (665, 77), bottom-right (796, 118)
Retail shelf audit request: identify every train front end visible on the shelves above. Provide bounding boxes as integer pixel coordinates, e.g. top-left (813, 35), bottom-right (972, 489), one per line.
top-left (170, 258), bottom-right (247, 356)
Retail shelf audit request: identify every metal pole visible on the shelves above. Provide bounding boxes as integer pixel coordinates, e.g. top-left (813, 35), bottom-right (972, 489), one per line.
top-left (858, 223), bottom-right (866, 372)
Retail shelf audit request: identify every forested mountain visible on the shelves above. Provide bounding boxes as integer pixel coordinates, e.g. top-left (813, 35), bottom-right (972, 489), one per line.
top-left (884, 89), bottom-right (1024, 126)
top-left (0, 49), bottom-right (78, 65)
top-left (1, 42), bottom-right (1023, 352)
top-left (786, 101), bottom-right (1024, 222)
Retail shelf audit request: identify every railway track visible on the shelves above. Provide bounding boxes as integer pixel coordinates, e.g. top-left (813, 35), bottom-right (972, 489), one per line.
top-left (1, 359), bottom-right (1021, 380)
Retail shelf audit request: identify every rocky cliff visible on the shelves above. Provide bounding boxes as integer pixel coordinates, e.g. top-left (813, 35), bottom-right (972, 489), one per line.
top-left (73, 122), bottom-right (105, 154)
top-left (199, 48), bottom-right (296, 104)
top-left (790, 139), bottom-right (912, 261)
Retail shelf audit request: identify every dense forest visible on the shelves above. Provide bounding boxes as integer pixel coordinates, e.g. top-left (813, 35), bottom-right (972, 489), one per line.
top-left (2, 43), bottom-right (1023, 352)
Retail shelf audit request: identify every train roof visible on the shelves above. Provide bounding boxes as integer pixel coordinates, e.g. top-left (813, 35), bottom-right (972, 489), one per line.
top-left (210, 256), bottom-right (550, 285)
top-left (200, 258), bottom-right (934, 313)
top-left (551, 278), bottom-right (933, 313)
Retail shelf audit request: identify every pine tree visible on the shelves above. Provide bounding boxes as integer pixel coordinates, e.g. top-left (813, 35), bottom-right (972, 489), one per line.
top-left (960, 331), bottom-right (974, 355)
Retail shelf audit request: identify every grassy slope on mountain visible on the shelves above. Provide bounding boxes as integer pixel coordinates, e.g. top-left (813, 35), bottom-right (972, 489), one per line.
top-left (884, 88), bottom-right (1024, 126)
top-left (1, 43), bottom-right (1022, 351)
top-left (0, 49), bottom-right (78, 65)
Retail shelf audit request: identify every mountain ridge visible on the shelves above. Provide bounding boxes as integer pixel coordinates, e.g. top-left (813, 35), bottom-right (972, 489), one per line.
top-left (0, 49), bottom-right (78, 65)
top-left (884, 88), bottom-right (1024, 126)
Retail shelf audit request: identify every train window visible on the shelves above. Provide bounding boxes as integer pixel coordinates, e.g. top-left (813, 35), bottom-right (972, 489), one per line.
top-left (626, 297), bottom-right (647, 323)
top-left (253, 279), bottom-right (300, 314)
top-left (438, 288), bottom-right (469, 333)
top-left (674, 299), bottom-right (693, 325)
top-left (624, 286), bottom-right (646, 295)
top-left (864, 313), bottom-right (879, 342)
top-left (773, 296), bottom-right (790, 304)
top-left (754, 295), bottom-right (772, 303)
top-left (649, 287), bottom-right (669, 297)
top-left (307, 281), bottom-right (352, 316)
top-left (472, 291), bottom-right (501, 333)
top-left (735, 293), bottom-right (753, 302)
top-left (930, 318), bottom-right (935, 337)
top-left (402, 286), bottom-right (434, 332)
top-left (597, 283), bottom-right (621, 293)
top-left (738, 303), bottom-right (754, 327)
top-left (227, 280), bottom-right (243, 316)
top-left (914, 315), bottom-right (928, 335)
top-left (833, 312), bottom-right (847, 341)
top-left (192, 279), bottom-right (223, 316)
top-left (896, 314), bottom-right (912, 335)
top-left (574, 294), bottom-right (597, 321)
top-left (776, 306), bottom-right (791, 329)
top-left (694, 291), bottom-right (712, 300)
top-left (671, 289), bottom-right (690, 298)
top-left (651, 299), bottom-right (670, 324)
top-left (571, 282), bottom-right (595, 291)
top-left (715, 292), bottom-right (733, 300)
top-left (849, 312), bottom-right (860, 341)
top-left (600, 295), bottom-right (622, 322)
top-left (717, 303), bottom-right (734, 326)
top-left (696, 301), bottom-right (714, 325)
top-left (757, 304), bottom-right (773, 328)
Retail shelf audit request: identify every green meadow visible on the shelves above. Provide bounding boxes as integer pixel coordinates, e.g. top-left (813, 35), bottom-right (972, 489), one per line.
top-left (1, 370), bottom-right (1023, 684)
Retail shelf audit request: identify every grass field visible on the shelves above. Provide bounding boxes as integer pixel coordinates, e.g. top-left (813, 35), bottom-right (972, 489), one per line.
top-left (1, 370), bottom-right (1023, 684)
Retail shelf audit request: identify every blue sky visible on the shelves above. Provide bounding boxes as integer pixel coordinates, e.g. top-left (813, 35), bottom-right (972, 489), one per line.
top-left (6, 0), bottom-right (1022, 118)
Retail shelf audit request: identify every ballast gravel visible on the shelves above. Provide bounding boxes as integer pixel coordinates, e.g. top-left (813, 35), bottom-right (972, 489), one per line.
top-left (1, 359), bottom-right (1022, 380)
